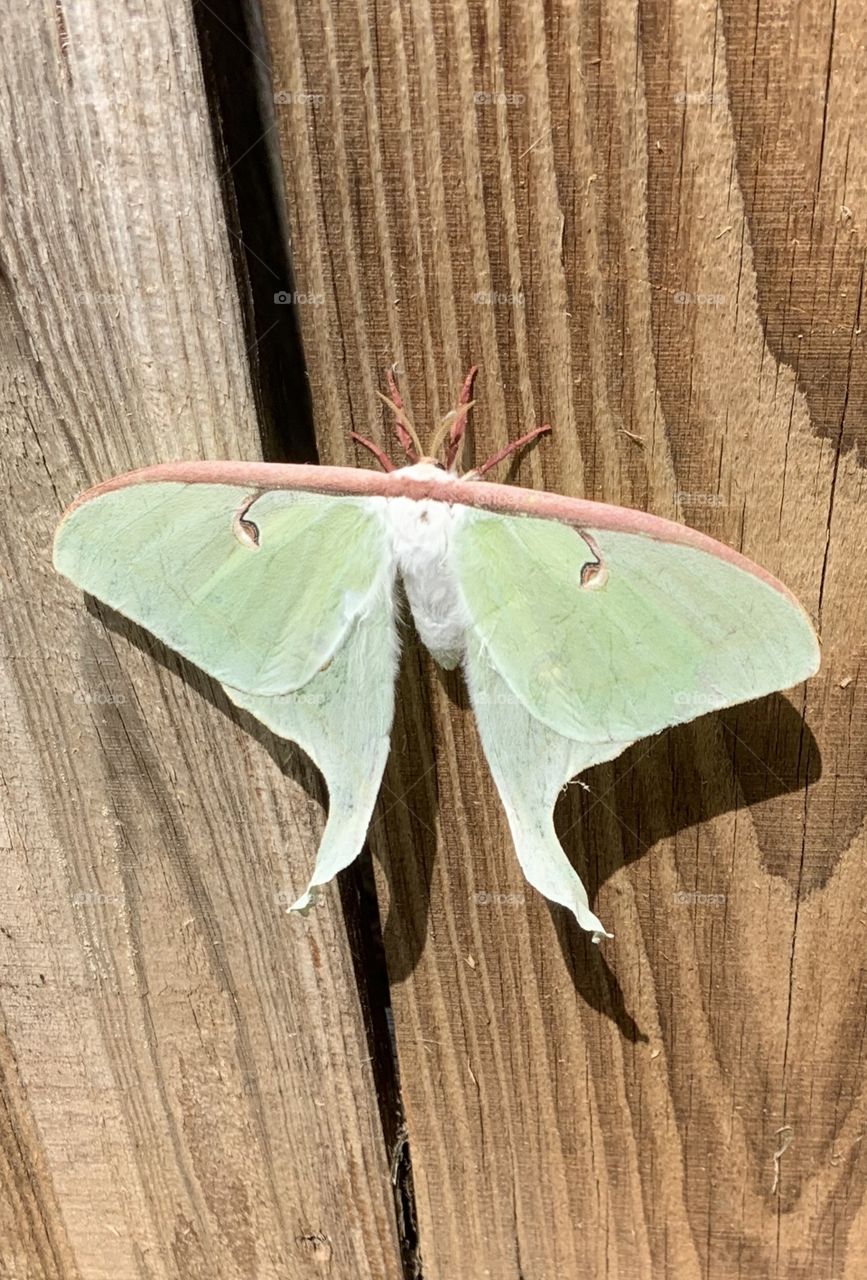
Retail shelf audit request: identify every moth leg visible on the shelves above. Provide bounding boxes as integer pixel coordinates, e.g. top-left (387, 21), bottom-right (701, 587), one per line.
top-left (351, 432), bottom-right (397, 472)
top-left (469, 423), bottom-right (553, 479)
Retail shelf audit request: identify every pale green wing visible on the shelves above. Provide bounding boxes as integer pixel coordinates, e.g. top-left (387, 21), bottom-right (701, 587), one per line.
top-left (226, 580), bottom-right (397, 911)
top-left (455, 506), bottom-right (819, 939)
top-left (464, 631), bottom-right (632, 941)
top-left (454, 509), bottom-right (819, 743)
top-left (55, 479), bottom-right (398, 910)
top-left (54, 483), bottom-right (389, 695)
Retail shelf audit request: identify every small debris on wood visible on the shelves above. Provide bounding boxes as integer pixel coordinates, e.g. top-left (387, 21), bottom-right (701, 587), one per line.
top-left (391, 1123), bottom-right (409, 1184)
top-left (772, 1125), bottom-right (794, 1194)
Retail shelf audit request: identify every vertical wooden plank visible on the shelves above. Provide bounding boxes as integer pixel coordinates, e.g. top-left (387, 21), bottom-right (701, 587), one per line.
top-left (0, 2), bottom-right (402, 1277)
top-left (261, 0), bottom-right (867, 1274)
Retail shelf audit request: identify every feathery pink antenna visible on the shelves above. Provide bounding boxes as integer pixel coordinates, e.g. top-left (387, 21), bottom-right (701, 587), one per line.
top-left (351, 366), bottom-right (552, 476)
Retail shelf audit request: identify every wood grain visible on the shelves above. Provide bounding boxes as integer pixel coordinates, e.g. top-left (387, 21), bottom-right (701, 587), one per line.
top-left (261, 0), bottom-right (867, 1275)
top-left (0, 2), bottom-right (402, 1277)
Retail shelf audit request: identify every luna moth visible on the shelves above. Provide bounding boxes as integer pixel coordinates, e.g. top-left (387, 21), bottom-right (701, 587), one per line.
top-left (53, 368), bottom-right (820, 942)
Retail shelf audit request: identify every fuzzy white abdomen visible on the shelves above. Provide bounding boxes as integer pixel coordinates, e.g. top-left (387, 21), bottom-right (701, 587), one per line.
top-left (386, 471), bottom-right (467, 669)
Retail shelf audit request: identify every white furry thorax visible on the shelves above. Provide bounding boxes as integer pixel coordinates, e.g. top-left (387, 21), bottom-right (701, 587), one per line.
top-left (384, 462), bottom-right (468, 669)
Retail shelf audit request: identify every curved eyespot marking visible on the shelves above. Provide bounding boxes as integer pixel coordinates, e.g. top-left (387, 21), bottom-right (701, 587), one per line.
top-left (233, 493), bottom-right (262, 549)
top-left (577, 531), bottom-right (608, 590)
top-left (580, 560), bottom-right (608, 589)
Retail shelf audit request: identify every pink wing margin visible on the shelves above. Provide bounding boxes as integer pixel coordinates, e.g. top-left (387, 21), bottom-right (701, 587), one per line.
top-left (60, 459), bottom-right (807, 611)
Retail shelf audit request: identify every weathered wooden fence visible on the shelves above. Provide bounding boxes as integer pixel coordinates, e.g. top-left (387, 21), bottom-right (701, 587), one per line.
top-left (1, 0), bottom-right (865, 1276)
